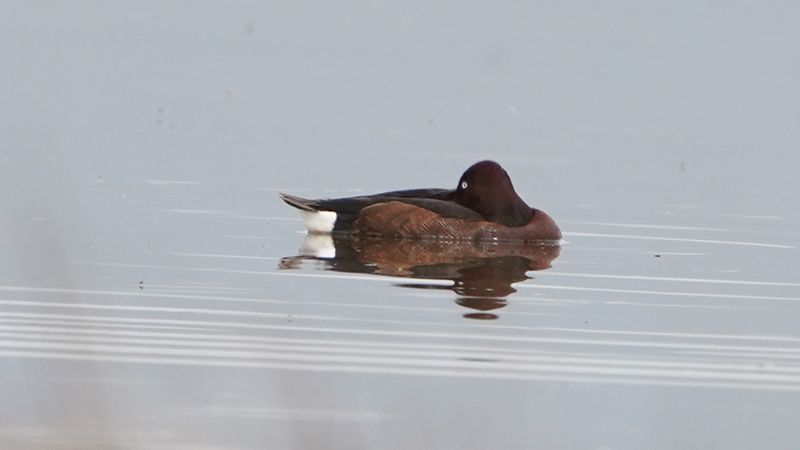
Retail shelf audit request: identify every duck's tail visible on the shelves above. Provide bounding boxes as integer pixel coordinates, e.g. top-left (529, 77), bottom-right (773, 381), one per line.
top-left (279, 193), bottom-right (318, 212)
top-left (279, 193), bottom-right (337, 233)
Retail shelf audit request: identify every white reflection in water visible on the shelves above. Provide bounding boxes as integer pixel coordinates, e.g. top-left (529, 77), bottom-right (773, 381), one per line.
top-left (2, 284), bottom-right (800, 391)
top-left (562, 221), bottom-right (731, 232)
top-left (539, 272), bottom-right (800, 287)
top-left (564, 232), bottom-right (794, 248)
top-left (517, 283), bottom-right (800, 302)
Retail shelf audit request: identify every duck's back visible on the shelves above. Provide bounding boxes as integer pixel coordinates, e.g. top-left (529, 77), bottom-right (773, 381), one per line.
top-left (280, 189), bottom-right (486, 233)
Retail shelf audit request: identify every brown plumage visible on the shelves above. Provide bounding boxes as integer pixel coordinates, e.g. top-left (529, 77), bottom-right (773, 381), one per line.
top-left (353, 201), bottom-right (561, 242)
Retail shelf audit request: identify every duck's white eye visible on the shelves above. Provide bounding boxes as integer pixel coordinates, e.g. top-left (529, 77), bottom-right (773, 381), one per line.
top-left (461, 181), bottom-right (468, 189)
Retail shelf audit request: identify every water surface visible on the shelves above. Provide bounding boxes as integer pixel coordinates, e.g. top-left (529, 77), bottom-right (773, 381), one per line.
top-left (1, 2), bottom-right (800, 449)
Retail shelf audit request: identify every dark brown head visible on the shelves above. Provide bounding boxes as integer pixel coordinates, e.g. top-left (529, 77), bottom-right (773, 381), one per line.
top-left (453, 161), bottom-right (535, 227)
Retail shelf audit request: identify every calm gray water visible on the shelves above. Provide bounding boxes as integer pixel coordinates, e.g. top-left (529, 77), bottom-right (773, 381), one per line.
top-left (2, 2), bottom-right (800, 449)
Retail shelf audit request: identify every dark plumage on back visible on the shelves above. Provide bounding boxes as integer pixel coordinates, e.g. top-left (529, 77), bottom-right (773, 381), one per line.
top-left (280, 190), bottom-right (484, 226)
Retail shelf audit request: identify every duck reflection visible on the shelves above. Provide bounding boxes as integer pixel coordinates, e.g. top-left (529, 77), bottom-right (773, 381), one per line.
top-left (279, 234), bottom-right (560, 320)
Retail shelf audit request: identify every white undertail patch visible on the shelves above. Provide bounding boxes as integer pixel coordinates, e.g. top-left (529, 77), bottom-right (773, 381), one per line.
top-left (299, 210), bottom-right (337, 233)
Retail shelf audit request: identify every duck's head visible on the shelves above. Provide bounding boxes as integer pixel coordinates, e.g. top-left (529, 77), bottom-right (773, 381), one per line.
top-left (454, 160), bottom-right (534, 227)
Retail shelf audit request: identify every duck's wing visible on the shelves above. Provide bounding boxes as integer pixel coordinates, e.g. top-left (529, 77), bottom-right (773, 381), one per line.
top-left (280, 193), bottom-right (396, 219)
top-left (279, 189), bottom-right (484, 222)
top-left (372, 188), bottom-right (455, 201)
top-left (390, 197), bottom-right (484, 221)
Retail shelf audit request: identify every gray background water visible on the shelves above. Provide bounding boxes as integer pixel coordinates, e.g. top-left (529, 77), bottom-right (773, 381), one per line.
top-left (2, 2), bottom-right (800, 449)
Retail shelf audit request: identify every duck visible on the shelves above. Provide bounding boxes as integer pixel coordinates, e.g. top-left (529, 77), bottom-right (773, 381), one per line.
top-left (279, 160), bottom-right (561, 242)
